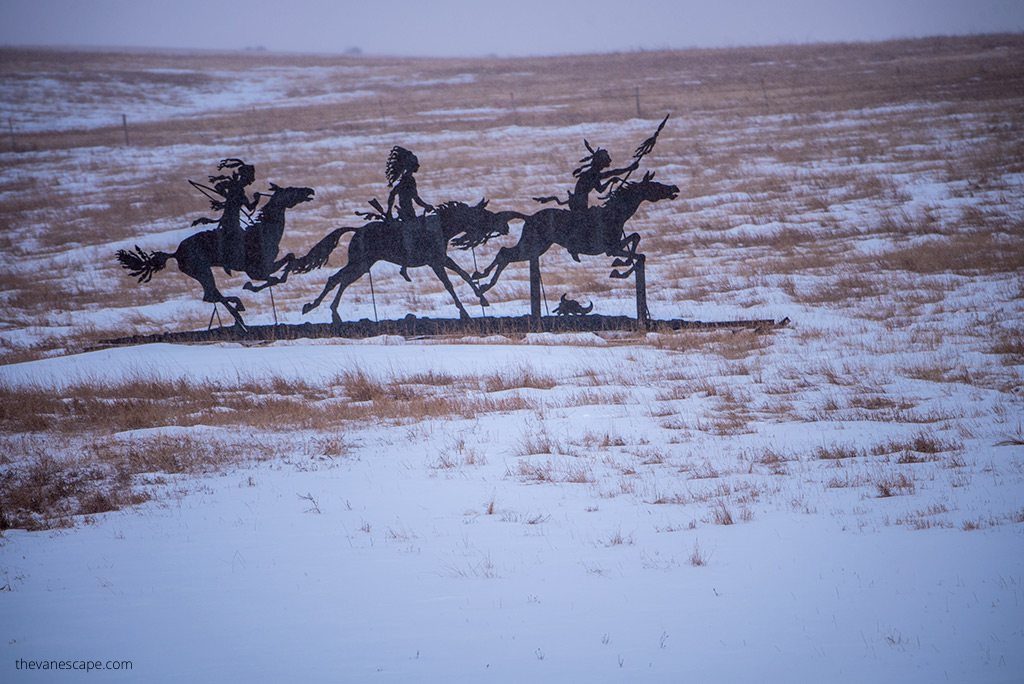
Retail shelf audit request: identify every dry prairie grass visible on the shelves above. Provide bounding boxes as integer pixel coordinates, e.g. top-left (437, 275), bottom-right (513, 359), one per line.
top-left (0, 365), bottom-right (548, 529)
top-left (1, 369), bottom-right (545, 437)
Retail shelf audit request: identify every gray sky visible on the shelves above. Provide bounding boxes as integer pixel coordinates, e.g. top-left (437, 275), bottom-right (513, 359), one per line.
top-left (1, 0), bottom-right (1022, 57)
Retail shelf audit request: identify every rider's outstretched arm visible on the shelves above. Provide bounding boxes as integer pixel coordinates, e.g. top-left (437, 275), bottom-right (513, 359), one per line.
top-left (597, 160), bottom-right (640, 191)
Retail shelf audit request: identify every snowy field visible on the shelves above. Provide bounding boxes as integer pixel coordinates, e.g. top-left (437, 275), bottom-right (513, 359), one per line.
top-left (1, 37), bottom-right (1023, 682)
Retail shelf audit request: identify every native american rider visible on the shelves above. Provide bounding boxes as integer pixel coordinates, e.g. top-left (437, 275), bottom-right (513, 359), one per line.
top-left (566, 142), bottom-right (639, 213)
top-left (384, 146), bottom-right (434, 280)
top-left (535, 141), bottom-right (639, 261)
top-left (191, 158), bottom-right (261, 275)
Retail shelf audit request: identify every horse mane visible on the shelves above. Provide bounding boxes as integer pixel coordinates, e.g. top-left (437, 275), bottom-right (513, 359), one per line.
top-left (435, 200), bottom-right (469, 214)
top-left (437, 201), bottom-right (501, 251)
top-left (603, 178), bottom-right (637, 203)
top-left (603, 171), bottom-right (656, 204)
top-left (251, 185), bottom-right (287, 224)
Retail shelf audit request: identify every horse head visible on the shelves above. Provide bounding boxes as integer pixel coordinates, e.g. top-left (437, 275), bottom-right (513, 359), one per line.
top-left (605, 171), bottom-right (678, 209)
top-left (634, 171), bottom-right (679, 202)
top-left (266, 184), bottom-right (315, 209)
top-left (250, 185), bottom-right (315, 237)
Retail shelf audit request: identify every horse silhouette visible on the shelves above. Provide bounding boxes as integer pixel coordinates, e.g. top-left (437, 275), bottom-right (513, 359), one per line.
top-left (472, 172), bottom-right (678, 293)
top-left (116, 184), bottom-right (314, 330)
top-left (291, 199), bottom-right (517, 324)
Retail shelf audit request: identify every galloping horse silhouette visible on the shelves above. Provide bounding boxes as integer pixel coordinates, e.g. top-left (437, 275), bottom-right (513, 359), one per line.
top-left (292, 199), bottom-right (518, 324)
top-left (472, 172), bottom-right (678, 293)
top-left (116, 184), bottom-right (315, 330)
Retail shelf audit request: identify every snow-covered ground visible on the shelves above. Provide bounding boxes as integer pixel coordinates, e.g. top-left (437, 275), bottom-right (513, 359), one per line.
top-left (1, 40), bottom-right (1023, 682)
top-left (3, 339), bottom-right (1022, 682)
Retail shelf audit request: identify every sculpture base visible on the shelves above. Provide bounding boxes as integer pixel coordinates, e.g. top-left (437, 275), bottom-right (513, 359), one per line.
top-left (99, 315), bottom-right (789, 347)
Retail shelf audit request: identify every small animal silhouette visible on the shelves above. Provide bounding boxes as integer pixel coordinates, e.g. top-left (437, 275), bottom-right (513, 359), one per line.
top-left (554, 293), bottom-right (593, 316)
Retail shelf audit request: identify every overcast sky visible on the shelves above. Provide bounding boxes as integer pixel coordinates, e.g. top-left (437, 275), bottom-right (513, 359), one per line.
top-left (1, 0), bottom-right (1022, 57)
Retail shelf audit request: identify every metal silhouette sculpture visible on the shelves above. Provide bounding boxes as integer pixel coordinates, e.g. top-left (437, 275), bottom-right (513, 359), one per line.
top-left (116, 181), bottom-right (315, 330)
top-left (292, 199), bottom-right (518, 324)
top-left (382, 146), bottom-right (433, 282)
top-left (554, 293), bottom-right (593, 316)
top-left (475, 115), bottom-right (673, 323)
top-left (471, 171), bottom-right (678, 319)
top-left (188, 158), bottom-right (261, 274)
top-left (534, 140), bottom-right (639, 212)
top-left (535, 114), bottom-right (667, 211)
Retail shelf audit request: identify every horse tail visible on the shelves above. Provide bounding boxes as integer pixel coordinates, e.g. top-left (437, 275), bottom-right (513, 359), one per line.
top-left (289, 227), bottom-right (355, 274)
top-left (115, 245), bottom-right (172, 283)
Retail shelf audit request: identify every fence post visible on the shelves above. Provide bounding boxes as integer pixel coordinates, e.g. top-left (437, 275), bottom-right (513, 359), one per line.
top-left (529, 257), bottom-right (542, 328)
top-left (635, 259), bottom-right (650, 327)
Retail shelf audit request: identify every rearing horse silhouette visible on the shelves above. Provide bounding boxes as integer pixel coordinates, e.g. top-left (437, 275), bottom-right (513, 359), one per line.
top-left (293, 199), bottom-right (518, 324)
top-left (116, 184), bottom-right (314, 330)
top-left (472, 172), bottom-right (678, 293)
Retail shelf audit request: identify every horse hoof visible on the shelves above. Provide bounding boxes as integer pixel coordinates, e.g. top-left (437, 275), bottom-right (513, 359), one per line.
top-left (242, 282), bottom-right (254, 291)
top-left (471, 272), bottom-right (483, 281)
top-left (609, 269), bottom-right (626, 279)
top-left (236, 302), bottom-right (246, 312)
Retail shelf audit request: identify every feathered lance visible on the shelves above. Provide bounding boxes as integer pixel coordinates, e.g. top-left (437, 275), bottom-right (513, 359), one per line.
top-left (620, 112), bottom-right (670, 185)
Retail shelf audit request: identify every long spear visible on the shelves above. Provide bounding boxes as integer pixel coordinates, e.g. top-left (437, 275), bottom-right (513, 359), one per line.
top-left (620, 112), bottom-right (670, 184)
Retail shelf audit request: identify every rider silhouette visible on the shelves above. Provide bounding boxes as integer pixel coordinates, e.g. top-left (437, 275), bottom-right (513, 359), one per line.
top-left (384, 146), bottom-right (433, 281)
top-left (191, 158), bottom-right (261, 275)
top-left (567, 142), bottom-right (639, 212)
top-left (536, 142), bottom-right (639, 261)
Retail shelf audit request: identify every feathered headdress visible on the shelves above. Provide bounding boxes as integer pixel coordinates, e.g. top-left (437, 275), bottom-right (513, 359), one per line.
top-left (385, 146), bottom-right (419, 186)
top-left (572, 140), bottom-right (611, 177)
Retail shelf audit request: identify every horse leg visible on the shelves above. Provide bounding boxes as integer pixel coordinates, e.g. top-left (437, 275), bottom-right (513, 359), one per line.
top-left (471, 235), bottom-right (528, 283)
top-left (244, 253), bottom-right (294, 292)
top-left (445, 256), bottom-right (489, 307)
top-left (610, 233), bottom-right (641, 268)
top-left (196, 269), bottom-right (246, 328)
top-left (430, 262), bottom-right (471, 320)
top-left (301, 264), bottom-right (364, 325)
top-left (611, 251), bottom-right (644, 279)
top-left (301, 255), bottom-right (352, 315)
top-left (476, 239), bottom-right (552, 294)
top-left (326, 263), bottom-right (373, 326)
top-left (471, 253), bottom-right (499, 282)
top-left (178, 258), bottom-right (248, 328)
top-left (474, 249), bottom-right (511, 294)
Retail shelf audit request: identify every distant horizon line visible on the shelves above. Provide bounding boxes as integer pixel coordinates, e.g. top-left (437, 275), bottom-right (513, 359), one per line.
top-left (1, 30), bottom-right (1021, 60)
